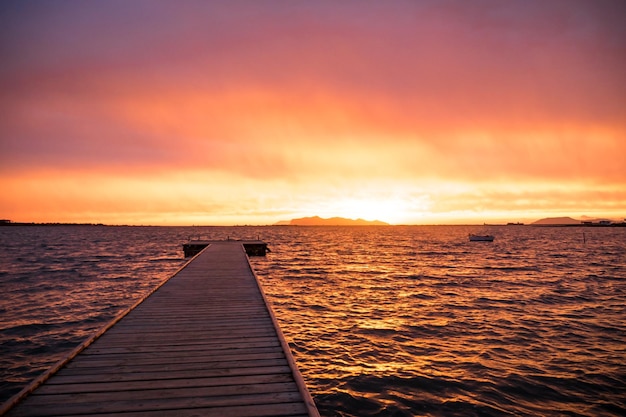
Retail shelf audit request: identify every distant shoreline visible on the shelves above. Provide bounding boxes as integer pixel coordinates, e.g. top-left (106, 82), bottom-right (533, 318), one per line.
top-left (2, 222), bottom-right (625, 228)
top-left (2, 217), bottom-right (625, 228)
top-left (529, 223), bottom-right (626, 228)
top-left (0, 221), bottom-right (107, 227)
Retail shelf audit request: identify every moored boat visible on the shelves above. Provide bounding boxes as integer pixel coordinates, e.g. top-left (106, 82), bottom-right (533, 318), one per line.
top-left (469, 233), bottom-right (494, 242)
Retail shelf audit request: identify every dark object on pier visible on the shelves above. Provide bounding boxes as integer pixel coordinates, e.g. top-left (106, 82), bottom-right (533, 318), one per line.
top-left (183, 239), bottom-right (270, 257)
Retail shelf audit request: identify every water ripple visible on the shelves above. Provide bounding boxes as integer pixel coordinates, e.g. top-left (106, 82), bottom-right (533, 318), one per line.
top-left (252, 225), bottom-right (626, 417)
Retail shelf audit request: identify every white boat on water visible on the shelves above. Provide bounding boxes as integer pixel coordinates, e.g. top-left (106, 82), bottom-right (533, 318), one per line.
top-left (469, 234), bottom-right (494, 242)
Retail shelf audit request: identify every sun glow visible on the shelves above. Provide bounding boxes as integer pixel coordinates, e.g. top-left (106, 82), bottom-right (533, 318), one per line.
top-left (312, 194), bottom-right (432, 225)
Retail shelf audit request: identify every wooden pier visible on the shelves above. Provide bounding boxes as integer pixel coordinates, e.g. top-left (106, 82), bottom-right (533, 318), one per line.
top-left (2, 241), bottom-right (319, 417)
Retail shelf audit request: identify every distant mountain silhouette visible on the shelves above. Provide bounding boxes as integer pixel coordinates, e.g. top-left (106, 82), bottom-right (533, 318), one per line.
top-left (531, 216), bottom-right (580, 225)
top-left (275, 216), bottom-right (389, 226)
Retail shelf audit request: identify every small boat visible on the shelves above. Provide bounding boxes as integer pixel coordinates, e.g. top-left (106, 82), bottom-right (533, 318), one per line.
top-left (469, 233), bottom-right (494, 242)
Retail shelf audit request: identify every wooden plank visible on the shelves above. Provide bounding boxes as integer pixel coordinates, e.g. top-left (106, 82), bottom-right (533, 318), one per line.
top-left (34, 373), bottom-right (296, 395)
top-left (65, 350), bottom-right (286, 368)
top-left (118, 316), bottom-right (271, 323)
top-left (97, 326), bottom-right (277, 337)
top-left (91, 332), bottom-right (280, 345)
top-left (83, 338), bottom-right (282, 354)
top-left (64, 344), bottom-right (285, 357)
top-left (3, 241), bottom-right (319, 417)
top-left (21, 382), bottom-right (300, 406)
top-left (69, 402), bottom-right (309, 417)
top-left (8, 392), bottom-right (303, 416)
top-left (43, 364), bottom-right (294, 385)
top-left (56, 358), bottom-right (290, 376)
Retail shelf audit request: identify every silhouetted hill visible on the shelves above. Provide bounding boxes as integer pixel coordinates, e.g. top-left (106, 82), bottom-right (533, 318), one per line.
top-left (531, 217), bottom-right (580, 225)
top-left (275, 216), bottom-right (389, 226)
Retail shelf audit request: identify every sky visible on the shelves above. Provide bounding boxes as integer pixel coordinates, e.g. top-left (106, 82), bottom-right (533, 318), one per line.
top-left (1, 0), bottom-right (625, 225)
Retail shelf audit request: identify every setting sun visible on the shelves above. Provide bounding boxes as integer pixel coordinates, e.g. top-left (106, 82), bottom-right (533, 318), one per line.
top-left (313, 196), bottom-right (425, 225)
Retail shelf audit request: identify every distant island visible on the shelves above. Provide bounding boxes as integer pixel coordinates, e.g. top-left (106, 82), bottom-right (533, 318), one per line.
top-left (531, 216), bottom-right (626, 226)
top-left (531, 216), bottom-right (581, 225)
top-left (274, 216), bottom-right (389, 226)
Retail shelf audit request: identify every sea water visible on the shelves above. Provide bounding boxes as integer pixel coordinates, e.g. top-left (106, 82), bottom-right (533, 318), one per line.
top-left (1, 225), bottom-right (625, 416)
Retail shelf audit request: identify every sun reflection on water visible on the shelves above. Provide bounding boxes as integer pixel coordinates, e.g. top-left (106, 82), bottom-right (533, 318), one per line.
top-left (252, 225), bottom-right (626, 417)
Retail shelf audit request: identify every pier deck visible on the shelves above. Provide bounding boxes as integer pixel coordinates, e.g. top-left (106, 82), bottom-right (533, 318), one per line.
top-left (3, 241), bottom-right (318, 417)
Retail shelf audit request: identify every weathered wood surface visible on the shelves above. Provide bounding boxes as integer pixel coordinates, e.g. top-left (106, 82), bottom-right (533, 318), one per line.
top-left (4, 242), bottom-right (318, 417)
